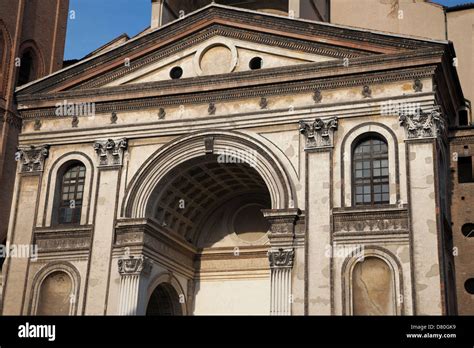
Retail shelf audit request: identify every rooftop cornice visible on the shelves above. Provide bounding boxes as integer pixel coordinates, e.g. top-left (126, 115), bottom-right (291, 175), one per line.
top-left (16, 5), bottom-right (446, 96)
top-left (16, 48), bottom-right (444, 109)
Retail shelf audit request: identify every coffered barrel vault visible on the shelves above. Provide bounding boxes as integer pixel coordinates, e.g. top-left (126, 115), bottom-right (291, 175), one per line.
top-left (2, 3), bottom-right (467, 316)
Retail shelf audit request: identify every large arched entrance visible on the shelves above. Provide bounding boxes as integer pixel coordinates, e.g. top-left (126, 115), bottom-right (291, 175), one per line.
top-left (146, 283), bottom-right (183, 316)
top-left (122, 131), bottom-right (297, 315)
top-left (146, 154), bottom-right (272, 314)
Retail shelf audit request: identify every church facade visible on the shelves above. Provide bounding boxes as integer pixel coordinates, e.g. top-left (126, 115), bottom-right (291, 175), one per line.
top-left (1, 2), bottom-right (469, 315)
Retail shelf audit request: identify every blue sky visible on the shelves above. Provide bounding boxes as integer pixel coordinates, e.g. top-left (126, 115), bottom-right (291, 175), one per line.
top-left (64, 0), bottom-right (471, 60)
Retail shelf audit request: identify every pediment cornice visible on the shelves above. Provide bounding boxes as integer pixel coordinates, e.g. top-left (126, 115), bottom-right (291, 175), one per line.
top-left (18, 64), bottom-right (437, 119)
top-left (16, 5), bottom-right (446, 96)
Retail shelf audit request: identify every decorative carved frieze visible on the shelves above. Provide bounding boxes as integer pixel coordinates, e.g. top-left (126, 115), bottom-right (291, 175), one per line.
top-left (263, 209), bottom-right (300, 248)
top-left (208, 102), bottom-right (216, 115)
top-left (262, 209), bottom-right (300, 235)
top-left (333, 207), bottom-right (409, 235)
top-left (413, 79), bottom-right (423, 92)
top-left (71, 115), bottom-right (79, 128)
top-left (19, 66), bottom-right (436, 119)
top-left (399, 106), bottom-right (445, 140)
top-left (299, 117), bottom-right (338, 149)
top-left (313, 89), bottom-right (322, 103)
top-left (93, 138), bottom-right (128, 167)
top-left (158, 108), bottom-right (166, 119)
top-left (118, 256), bottom-right (151, 276)
top-left (16, 145), bottom-right (50, 173)
top-left (111, 112), bottom-right (118, 124)
top-left (34, 226), bottom-right (92, 252)
top-left (259, 97), bottom-right (268, 109)
top-left (362, 85), bottom-right (372, 98)
top-left (34, 118), bottom-right (42, 131)
top-left (268, 248), bottom-right (295, 268)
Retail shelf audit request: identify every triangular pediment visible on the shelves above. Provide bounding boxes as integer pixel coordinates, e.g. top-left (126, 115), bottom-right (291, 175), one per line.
top-left (16, 3), bottom-right (447, 99)
top-left (104, 35), bottom-right (341, 87)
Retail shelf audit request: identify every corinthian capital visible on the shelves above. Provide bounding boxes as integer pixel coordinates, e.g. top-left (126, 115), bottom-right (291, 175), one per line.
top-left (16, 145), bottom-right (50, 173)
top-left (93, 138), bottom-right (128, 167)
top-left (299, 117), bottom-right (338, 149)
top-left (118, 256), bottom-right (151, 276)
top-left (399, 106), bottom-right (446, 140)
top-left (268, 248), bottom-right (295, 269)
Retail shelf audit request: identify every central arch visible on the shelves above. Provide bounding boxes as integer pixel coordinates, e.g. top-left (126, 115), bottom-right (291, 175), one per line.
top-left (123, 130), bottom-right (295, 315)
top-left (123, 130), bottom-right (295, 218)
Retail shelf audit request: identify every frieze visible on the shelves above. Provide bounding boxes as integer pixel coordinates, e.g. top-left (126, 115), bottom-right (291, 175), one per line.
top-left (34, 226), bottom-right (92, 252)
top-left (413, 79), bottom-right (423, 92)
top-left (19, 66), bottom-right (436, 120)
top-left (114, 219), bottom-right (196, 270)
top-left (208, 102), bottom-right (216, 115)
top-left (313, 90), bottom-right (322, 103)
top-left (33, 118), bottom-right (42, 131)
top-left (111, 112), bottom-right (118, 124)
top-left (158, 108), bottom-right (166, 119)
top-left (362, 85), bottom-right (372, 98)
top-left (333, 207), bottom-right (409, 235)
top-left (262, 209), bottom-right (300, 235)
top-left (71, 115), bottom-right (79, 128)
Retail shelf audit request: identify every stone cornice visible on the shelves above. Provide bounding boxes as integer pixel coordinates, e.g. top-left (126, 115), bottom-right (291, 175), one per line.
top-left (18, 48), bottom-right (444, 107)
top-left (18, 64), bottom-right (437, 120)
top-left (16, 5), bottom-right (444, 96)
top-left (17, 95), bottom-right (437, 147)
top-left (75, 25), bottom-right (368, 91)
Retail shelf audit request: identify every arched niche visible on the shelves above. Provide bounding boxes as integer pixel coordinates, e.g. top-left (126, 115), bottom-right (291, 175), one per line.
top-left (342, 247), bottom-right (404, 316)
top-left (30, 262), bottom-right (80, 315)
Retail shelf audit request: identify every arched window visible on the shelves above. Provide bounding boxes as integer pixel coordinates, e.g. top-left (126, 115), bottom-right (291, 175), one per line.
top-left (36, 271), bottom-right (73, 315)
top-left (57, 162), bottom-right (86, 225)
top-left (17, 48), bottom-right (36, 86)
top-left (353, 135), bottom-right (389, 206)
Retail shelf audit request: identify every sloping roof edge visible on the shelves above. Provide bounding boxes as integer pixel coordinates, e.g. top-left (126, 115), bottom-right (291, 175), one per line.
top-left (15, 2), bottom-right (451, 93)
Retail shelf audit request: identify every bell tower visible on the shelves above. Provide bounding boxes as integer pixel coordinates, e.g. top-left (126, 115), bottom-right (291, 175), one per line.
top-left (151, 0), bottom-right (330, 29)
